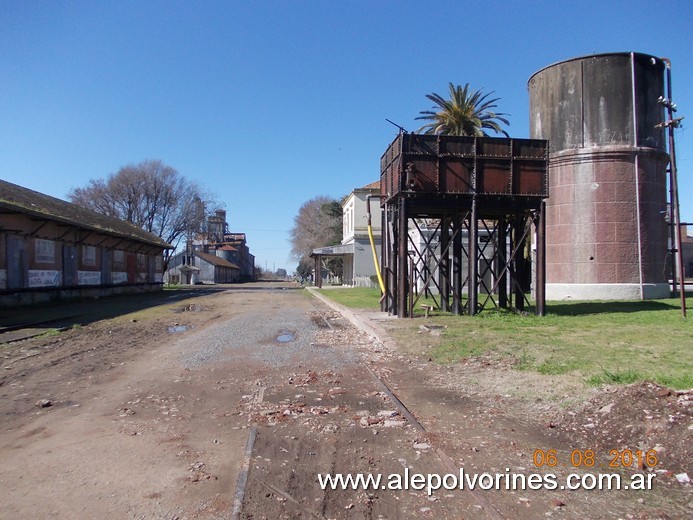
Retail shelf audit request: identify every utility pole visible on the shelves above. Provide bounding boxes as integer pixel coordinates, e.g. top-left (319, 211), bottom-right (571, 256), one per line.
top-left (657, 58), bottom-right (686, 317)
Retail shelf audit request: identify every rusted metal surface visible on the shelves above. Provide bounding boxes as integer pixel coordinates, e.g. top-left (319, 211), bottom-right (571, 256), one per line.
top-left (529, 52), bottom-right (670, 301)
top-left (528, 52), bottom-right (666, 152)
top-left (380, 134), bottom-right (549, 202)
top-left (379, 132), bottom-right (548, 318)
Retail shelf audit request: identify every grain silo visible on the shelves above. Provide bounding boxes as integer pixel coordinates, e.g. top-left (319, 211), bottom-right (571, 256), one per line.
top-left (528, 52), bottom-right (670, 300)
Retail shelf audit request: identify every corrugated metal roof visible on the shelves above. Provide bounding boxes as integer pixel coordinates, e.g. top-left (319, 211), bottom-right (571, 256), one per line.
top-left (0, 179), bottom-right (171, 249)
top-left (194, 251), bottom-right (239, 269)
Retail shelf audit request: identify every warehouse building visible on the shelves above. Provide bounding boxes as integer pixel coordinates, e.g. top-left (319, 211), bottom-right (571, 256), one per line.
top-left (0, 179), bottom-right (170, 306)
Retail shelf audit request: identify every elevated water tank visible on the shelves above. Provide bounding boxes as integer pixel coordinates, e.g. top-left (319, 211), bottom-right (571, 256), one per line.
top-left (529, 52), bottom-right (670, 299)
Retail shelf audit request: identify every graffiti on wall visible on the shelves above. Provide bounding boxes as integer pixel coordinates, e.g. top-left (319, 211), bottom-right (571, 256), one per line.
top-left (78, 271), bottom-right (102, 285)
top-left (28, 270), bottom-right (61, 287)
top-left (112, 272), bottom-right (128, 284)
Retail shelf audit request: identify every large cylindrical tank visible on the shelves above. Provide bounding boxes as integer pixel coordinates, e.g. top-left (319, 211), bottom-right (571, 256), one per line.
top-left (528, 52), bottom-right (670, 300)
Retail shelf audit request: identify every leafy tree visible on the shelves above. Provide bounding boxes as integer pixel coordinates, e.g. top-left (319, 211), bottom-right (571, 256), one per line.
top-left (296, 259), bottom-right (313, 280)
top-left (68, 159), bottom-right (217, 267)
top-left (320, 200), bottom-right (343, 245)
top-left (416, 82), bottom-right (510, 137)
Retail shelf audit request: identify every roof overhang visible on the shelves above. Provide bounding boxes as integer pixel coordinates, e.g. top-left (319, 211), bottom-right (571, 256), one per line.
top-left (310, 243), bottom-right (354, 258)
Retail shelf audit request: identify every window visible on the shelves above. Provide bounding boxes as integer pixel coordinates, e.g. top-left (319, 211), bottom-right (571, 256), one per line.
top-left (35, 239), bottom-right (55, 263)
top-left (113, 250), bottom-right (125, 265)
top-left (82, 245), bottom-right (96, 267)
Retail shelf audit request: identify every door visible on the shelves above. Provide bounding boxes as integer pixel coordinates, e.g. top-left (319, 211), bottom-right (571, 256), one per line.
top-left (6, 235), bottom-right (27, 289)
top-left (63, 245), bottom-right (78, 286)
top-left (101, 249), bottom-right (112, 285)
top-left (126, 254), bottom-right (137, 284)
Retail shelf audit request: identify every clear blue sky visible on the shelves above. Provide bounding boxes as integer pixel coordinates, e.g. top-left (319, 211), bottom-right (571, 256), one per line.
top-left (2, 0), bottom-right (691, 273)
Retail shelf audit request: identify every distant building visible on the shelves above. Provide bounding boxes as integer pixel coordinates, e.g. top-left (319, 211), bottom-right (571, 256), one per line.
top-left (0, 179), bottom-right (170, 306)
top-left (164, 209), bottom-right (255, 284)
top-left (311, 181), bottom-right (381, 287)
top-left (166, 250), bottom-right (240, 284)
top-left (311, 181), bottom-right (504, 295)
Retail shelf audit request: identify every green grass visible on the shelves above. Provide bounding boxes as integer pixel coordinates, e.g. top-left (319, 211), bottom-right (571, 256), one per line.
top-left (314, 287), bottom-right (382, 310)
top-left (315, 288), bottom-right (692, 390)
top-left (36, 328), bottom-right (62, 338)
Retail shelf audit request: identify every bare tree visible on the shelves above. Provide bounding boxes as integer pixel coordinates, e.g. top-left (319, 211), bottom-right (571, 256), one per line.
top-left (69, 159), bottom-right (217, 266)
top-left (290, 195), bottom-right (342, 265)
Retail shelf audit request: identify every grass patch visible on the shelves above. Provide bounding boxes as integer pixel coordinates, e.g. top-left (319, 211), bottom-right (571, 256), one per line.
top-left (586, 367), bottom-right (644, 386)
top-left (315, 289), bottom-right (692, 390)
top-left (314, 287), bottom-right (382, 310)
top-left (37, 328), bottom-right (62, 338)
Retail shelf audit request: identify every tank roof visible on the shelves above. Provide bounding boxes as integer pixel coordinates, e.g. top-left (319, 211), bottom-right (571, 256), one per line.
top-left (528, 52), bottom-right (665, 85)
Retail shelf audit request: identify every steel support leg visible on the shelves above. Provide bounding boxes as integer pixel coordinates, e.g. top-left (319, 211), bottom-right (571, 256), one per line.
top-left (498, 217), bottom-right (508, 308)
top-left (439, 215), bottom-right (450, 313)
top-left (536, 204), bottom-right (546, 316)
top-left (397, 198), bottom-right (408, 317)
top-left (513, 214), bottom-right (526, 312)
top-left (468, 200), bottom-right (478, 316)
top-left (452, 213), bottom-right (463, 315)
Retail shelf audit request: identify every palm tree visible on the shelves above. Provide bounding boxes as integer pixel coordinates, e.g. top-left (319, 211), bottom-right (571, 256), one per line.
top-left (415, 82), bottom-right (510, 137)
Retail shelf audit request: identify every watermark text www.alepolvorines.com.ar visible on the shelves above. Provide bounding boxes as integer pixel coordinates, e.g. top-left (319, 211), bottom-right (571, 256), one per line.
top-left (317, 467), bottom-right (656, 496)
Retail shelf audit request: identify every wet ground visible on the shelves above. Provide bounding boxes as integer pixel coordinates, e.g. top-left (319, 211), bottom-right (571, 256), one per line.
top-left (0, 282), bottom-right (690, 519)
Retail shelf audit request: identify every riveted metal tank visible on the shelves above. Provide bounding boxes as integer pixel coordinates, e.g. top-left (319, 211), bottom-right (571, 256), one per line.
top-left (528, 52), bottom-right (670, 300)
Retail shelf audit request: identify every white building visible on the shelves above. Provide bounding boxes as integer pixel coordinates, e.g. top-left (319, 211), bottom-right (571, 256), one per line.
top-left (311, 181), bottom-right (381, 287)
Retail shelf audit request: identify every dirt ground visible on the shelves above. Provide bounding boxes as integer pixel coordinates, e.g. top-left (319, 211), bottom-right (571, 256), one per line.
top-left (0, 283), bottom-right (690, 519)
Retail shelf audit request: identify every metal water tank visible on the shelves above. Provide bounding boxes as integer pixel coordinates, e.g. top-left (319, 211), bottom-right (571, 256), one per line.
top-left (528, 52), bottom-right (670, 300)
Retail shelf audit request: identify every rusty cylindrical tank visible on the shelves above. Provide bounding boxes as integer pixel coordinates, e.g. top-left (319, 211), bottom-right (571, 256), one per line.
top-left (528, 52), bottom-right (670, 300)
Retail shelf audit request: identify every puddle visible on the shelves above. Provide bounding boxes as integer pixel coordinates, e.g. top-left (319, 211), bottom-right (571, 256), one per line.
top-left (171, 304), bottom-right (205, 314)
top-left (168, 325), bottom-right (190, 333)
top-left (276, 332), bottom-right (296, 343)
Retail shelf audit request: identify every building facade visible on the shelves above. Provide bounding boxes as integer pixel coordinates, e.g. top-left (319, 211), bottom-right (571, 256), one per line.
top-left (165, 250), bottom-right (240, 284)
top-left (163, 209), bottom-right (254, 284)
top-left (312, 181), bottom-right (381, 287)
top-left (0, 179), bottom-right (170, 306)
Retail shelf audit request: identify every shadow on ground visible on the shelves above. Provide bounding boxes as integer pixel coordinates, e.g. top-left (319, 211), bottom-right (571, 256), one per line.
top-left (0, 288), bottom-right (226, 339)
top-left (546, 297), bottom-right (689, 316)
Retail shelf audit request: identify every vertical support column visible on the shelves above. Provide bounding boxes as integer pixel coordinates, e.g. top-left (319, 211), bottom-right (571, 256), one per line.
top-left (397, 198), bottom-right (409, 318)
top-left (409, 255), bottom-right (414, 318)
top-left (536, 203), bottom-right (546, 316)
top-left (381, 203), bottom-right (389, 312)
top-left (314, 256), bottom-right (322, 288)
top-left (468, 199), bottom-right (478, 316)
top-left (390, 204), bottom-right (398, 315)
top-left (452, 214), bottom-right (462, 315)
top-left (513, 214), bottom-right (526, 312)
top-left (439, 215), bottom-right (450, 312)
top-left (498, 216), bottom-right (508, 309)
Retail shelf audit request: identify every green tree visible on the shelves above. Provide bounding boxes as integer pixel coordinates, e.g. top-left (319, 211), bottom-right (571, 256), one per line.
top-left (296, 259), bottom-right (313, 281)
top-left (290, 196), bottom-right (344, 280)
top-left (415, 82), bottom-right (510, 137)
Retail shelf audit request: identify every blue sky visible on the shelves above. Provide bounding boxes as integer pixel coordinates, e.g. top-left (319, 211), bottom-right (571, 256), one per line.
top-left (1, 0), bottom-right (691, 273)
